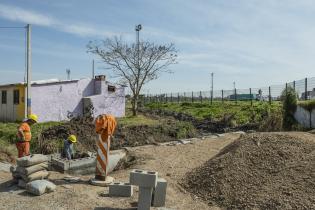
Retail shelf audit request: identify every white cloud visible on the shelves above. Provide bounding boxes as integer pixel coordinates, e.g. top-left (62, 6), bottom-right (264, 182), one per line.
top-left (0, 3), bottom-right (118, 38)
top-left (0, 4), bottom-right (55, 26)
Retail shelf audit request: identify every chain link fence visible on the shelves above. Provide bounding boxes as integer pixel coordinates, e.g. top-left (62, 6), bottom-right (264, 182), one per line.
top-left (144, 77), bottom-right (315, 104)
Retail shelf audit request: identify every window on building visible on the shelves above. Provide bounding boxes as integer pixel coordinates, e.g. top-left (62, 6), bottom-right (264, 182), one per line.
top-left (108, 85), bottom-right (116, 92)
top-left (1, 90), bottom-right (7, 104)
top-left (13, 89), bottom-right (19, 105)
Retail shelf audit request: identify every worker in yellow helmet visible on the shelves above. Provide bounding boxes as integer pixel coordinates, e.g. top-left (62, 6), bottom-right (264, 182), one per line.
top-left (16, 114), bottom-right (38, 158)
top-left (63, 135), bottom-right (77, 160)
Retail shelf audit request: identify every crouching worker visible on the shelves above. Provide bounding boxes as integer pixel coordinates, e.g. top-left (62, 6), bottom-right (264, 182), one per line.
top-left (63, 135), bottom-right (77, 160)
top-left (16, 114), bottom-right (38, 158)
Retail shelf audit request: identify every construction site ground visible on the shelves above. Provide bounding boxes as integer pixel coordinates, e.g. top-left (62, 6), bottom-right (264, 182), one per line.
top-left (0, 132), bottom-right (240, 210)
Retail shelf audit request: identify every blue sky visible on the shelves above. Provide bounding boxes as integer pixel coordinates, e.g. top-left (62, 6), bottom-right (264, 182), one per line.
top-left (0, 0), bottom-right (315, 94)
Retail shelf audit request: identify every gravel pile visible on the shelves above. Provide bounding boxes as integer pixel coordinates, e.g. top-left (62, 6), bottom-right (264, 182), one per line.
top-left (182, 133), bottom-right (315, 209)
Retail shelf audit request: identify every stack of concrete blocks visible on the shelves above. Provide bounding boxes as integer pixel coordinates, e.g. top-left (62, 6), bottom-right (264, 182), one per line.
top-left (108, 169), bottom-right (167, 209)
top-left (130, 169), bottom-right (167, 210)
top-left (10, 154), bottom-right (50, 188)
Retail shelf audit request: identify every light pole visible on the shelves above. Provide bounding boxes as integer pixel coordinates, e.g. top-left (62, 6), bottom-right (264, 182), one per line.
top-left (26, 24), bottom-right (32, 116)
top-left (211, 72), bottom-right (214, 104)
top-left (135, 24), bottom-right (142, 71)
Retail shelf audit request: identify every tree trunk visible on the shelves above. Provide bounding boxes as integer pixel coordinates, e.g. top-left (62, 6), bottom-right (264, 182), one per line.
top-left (131, 95), bottom-right (138, 116)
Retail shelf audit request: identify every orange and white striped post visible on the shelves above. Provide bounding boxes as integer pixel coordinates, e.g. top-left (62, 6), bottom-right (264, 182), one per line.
top-left (94, 114), bottom-right (116, 181)
top-left (95, 134), bottom-right (110, 180)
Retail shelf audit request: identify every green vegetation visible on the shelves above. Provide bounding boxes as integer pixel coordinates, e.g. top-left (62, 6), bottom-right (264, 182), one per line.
top-left (280, 87), bottom-right (298, 130)
top-left (117, 114), bottom-right (159, 126)
top-left (298, 99), bottom-right (315, 111)
top-left (145, 101), bottom-right (282, 125)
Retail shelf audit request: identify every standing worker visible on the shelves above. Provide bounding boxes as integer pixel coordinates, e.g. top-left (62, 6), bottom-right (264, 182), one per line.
top-left (94, 114), bottom-right (117, 181)
top-left (63, 135), bottom-right (77, 160)
top-left (16, 114), bottom-right (38, 158)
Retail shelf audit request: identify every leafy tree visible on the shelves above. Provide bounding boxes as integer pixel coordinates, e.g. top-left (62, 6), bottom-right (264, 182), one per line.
top-left (87, 37), bottom-right (178, 116)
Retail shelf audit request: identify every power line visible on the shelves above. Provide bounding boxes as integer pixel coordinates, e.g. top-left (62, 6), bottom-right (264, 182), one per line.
top-left (0, 26), bottom-right (25, 29)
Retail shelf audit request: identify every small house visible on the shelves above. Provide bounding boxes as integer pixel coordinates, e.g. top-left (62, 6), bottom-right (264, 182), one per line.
top-left (0, 75), bottom-right (125, 122)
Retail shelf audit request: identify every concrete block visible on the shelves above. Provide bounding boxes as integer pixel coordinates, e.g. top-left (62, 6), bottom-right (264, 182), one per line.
top-left (68, 157), bottom-right (96, 169)
top-left (152, 178), bottom-right (167, 207)
top-left (130, 169), bottom-right (158, 188)
top-left (138, 187), bottom-right (153, 210)
top-left (109, 182), bottom-right (133, 197)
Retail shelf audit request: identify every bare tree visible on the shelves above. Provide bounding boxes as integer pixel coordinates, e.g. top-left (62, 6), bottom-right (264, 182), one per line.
top-left (87, 36), bottom-right (178, 116)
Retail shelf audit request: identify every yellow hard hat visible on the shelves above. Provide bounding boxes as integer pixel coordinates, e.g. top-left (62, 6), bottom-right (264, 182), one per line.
top-left (68, 135), bottom-right (77, 143)
top-left (28, 114), bottom-right (38, 123)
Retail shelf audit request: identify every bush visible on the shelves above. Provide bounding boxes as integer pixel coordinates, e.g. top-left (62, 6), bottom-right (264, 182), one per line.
top-left (280, 86), bottom-right (297, 130)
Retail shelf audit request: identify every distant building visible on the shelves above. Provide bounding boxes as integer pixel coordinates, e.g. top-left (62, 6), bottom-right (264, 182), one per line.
top-left (0, 75), bottom-right (125, 122)
top-left (301, 88), bottom-right (315, 100)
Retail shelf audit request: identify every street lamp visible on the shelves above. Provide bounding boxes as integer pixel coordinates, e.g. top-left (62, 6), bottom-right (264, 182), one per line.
top-left (135, 24), bottom-right (142, 71)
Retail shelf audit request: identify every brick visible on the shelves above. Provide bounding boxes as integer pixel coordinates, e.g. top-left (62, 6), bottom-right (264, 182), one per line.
top-left (152, 178), bottom-right (167, 207)
top-left (130, 169), bottom-right (158, 188)
top-left (109, 182), bottom-right (133, 197)
top-left (138, 187), bottom-right (153, 210)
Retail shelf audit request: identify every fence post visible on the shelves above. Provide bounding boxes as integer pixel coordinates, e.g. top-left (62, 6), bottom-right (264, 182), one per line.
top-left (165, 94), bottom-right (168, 103)
top-left (177, 93), bottom-right (179, 103)
top-left (192, 91), bottom-right (194, 103)
top-left (268, 86), bottom-right (271, 104)
top-left (200, 91), bottom-right (202, 103)
top-left (250, 88), bottom-right (252, 106)
top-left (305, 77), bottom-right (308, 100)
top-left (221, 89), bottom-right (224, 103)
top-left (234, 88), bottom-right (237, 104)
top-left (293, 80), bottom-right (296, 91)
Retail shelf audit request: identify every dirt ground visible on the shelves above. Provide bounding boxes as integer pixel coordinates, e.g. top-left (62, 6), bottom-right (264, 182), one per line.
top-left (0, 133), bottom-right (239, 210)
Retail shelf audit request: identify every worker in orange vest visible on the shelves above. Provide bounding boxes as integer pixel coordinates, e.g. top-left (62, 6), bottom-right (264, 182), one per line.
top-left (94, 114), bottom-right (117, 181)
top-left (16, 114), bottom-right (38, 158)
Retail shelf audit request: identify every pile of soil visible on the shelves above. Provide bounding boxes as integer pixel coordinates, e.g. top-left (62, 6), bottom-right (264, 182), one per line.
top-left (181, 133), bottom-right (315, 209)
top-left (37, 117), bottom-right (196, 154)
top-left (140, 108), bottom-right (259, 132)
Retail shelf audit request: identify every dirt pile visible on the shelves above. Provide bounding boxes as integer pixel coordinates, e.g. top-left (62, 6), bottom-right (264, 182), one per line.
top-left (37, 117), bottom-right (196, 154)
top-left (181, 133), bottom-right (315, 209)
top-left (140, 108), bottom-right (259, 132)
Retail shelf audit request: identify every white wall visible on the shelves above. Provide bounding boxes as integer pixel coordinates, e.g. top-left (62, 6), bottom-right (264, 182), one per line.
top-left (294, 105), bottom-right (315, 128)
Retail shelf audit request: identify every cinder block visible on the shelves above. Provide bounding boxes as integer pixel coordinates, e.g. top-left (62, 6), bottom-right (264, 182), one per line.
top-left (109, 182), bottom-right (133, 197)
top-left (138, 187), bottom-right (153, 210)
top-left (152, 178), bottom-right (167, 207)
top-left (130, 169), bottom-right (158, 188)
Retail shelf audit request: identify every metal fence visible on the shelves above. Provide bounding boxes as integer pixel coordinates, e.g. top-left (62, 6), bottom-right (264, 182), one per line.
top-left (144, 77), bottom-right (315, 105)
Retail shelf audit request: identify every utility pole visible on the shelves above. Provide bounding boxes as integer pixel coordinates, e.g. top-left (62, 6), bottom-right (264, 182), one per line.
top-left (92, 59), bottom-right (95, 79)
top-left (211, 72), bottom-right (214, 104)
top-left (26, 24), bottom-right (32, 116)
top-left (66, 69), bottom-right (71, 80)
top-left (233, 81), bottom-right (236, 90)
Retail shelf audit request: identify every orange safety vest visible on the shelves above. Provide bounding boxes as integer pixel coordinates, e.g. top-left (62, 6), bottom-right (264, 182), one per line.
top-left (17, 122), bottom-right (32, 142)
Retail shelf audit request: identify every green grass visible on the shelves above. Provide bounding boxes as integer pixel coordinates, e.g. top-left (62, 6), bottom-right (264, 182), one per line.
top-left (118, 114), bottom-right (160, 126)
top-left (145, 101), bottom-right (282, 125)
top-left (298, 99), bottom-right (315, 111)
